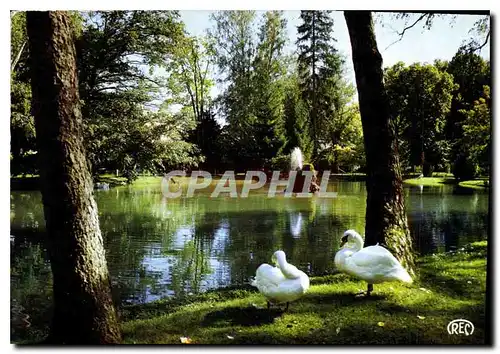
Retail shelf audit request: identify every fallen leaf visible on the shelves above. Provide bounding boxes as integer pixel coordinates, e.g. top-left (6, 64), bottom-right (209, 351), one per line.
top-left (227, 335), bottom-right (234, 340)
top-left (180, 337), bottom-right (192, 344)
top-left (417, 315), bottom-right (426, 320)
top-left (377, 322), bottom-right (385, 327)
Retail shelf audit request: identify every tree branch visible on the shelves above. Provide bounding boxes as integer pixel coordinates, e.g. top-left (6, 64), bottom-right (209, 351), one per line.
top-left (384, 13), bottom-right (429, 51)
top-left (468, 28), bottom-right (490, 52)
top-left (11, 40), bottom-right (27, 72)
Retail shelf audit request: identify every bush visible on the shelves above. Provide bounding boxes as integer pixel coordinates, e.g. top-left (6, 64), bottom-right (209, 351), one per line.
top-left (269, 155), bottom-right (290, 171)
top-left (422, 162), bottom-right (435, 177)
top-left (452, 155), bottom-right (479, 181)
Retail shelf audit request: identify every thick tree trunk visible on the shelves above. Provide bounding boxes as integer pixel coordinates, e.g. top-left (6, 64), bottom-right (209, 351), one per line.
top-left (26, 11), bottom-right (121, 344)
top-left (344, 11), bottom-right (415, 275)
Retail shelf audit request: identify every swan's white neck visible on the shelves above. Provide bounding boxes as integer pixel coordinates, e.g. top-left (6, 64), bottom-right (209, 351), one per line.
top-left (348, 232), bottom-right (364, 252)
top-left (275, 252), bottom-right (301, 279)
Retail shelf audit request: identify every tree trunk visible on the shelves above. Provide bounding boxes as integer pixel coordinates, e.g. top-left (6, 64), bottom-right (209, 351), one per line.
top-left (26, 11), bottom-right (121, 344)
top-left (344, 11), bottom-right (416, 276)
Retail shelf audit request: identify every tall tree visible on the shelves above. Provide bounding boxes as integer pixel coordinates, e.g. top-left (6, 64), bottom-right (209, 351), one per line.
top-left (282, 72), bottom-right (312, 159)
top-left (251, 11), bottom-right (288, 166)
top-left (446, 47), bottom-right (490, 178)
top-left (208, 11), bottom-right (257, 169)
top-left (165, 35), bottom-right (214, 123)
top-left (209, 10), bottom-right (256, 131)
top-left (77, 11), bottom-right (199, 180)
top-left (344, 11), bottom-right (415, 277)
top-left (164, 35), bottom-right (221, 170)
top-left (27, 11), bottom-right (121, 344)
top-left (385, 61), bottom-right (456, 175)
top-left (12, 11), bottom-right (200, 180)
top-left (319, 78), bottom-right (363, 172)
top-left (454, 85), bottom-right (491, 179)
top-left (296, 10), bottom-right (342, 160)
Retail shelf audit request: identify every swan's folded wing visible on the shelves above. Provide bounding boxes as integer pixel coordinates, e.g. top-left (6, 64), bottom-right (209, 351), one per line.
top-left (255, 264), bottom-right (287, 286)
top-left (351, 246), bottom-right (401, 268)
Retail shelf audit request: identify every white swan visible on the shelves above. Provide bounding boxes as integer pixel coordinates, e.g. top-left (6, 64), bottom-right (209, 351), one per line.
top-left (251, 250), bottom-right (310, 310)
top-left (334, 229), bottom-right (413, 296)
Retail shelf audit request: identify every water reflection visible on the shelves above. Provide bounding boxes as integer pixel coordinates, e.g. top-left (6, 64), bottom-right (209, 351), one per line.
top-left (10, 182), bottom-right (489, 342)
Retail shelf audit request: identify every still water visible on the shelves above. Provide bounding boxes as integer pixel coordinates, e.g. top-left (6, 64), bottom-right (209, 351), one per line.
top-left (10, 181), bottom-right (489, 340)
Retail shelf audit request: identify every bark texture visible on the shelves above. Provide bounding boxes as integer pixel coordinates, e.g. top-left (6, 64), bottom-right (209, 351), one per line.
top-left (26, 11), bottom-right (121, 344)
top-left (344, 11), bottom-right (416, 275)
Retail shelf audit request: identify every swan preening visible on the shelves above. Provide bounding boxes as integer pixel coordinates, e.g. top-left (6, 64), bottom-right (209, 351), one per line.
top-left (334, 229), bottom-right (413, 296)
top-left (251, 250), bottom-right (310, 310)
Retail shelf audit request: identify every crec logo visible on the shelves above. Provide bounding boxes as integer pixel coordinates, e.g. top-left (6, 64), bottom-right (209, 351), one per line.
top-left (447, 319), bottom-right (474, 336)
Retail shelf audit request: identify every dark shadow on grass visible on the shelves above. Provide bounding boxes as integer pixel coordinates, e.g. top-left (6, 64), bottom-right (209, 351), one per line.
top-left (303, 292), bottom-right (385, 307)
top-left (201, 306), bottom-right (283, 327)
top-left (419, 267), bottom-right (485, 297)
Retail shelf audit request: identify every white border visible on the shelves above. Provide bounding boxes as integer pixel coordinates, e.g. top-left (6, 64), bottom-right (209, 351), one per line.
top-left (2, 1), bottom-right (497, 353)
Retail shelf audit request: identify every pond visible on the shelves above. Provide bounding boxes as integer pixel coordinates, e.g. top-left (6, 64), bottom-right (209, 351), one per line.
top-left (10, 180), bottom-right (489, 341)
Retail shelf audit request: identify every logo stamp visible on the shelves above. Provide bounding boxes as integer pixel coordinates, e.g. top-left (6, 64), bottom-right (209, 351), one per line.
top-left (447, 319), bottom-right (474, 336)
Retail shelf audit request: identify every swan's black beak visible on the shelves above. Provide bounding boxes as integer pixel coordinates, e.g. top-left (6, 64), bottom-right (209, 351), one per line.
top-left (340, 235), bottom-right (348, 248)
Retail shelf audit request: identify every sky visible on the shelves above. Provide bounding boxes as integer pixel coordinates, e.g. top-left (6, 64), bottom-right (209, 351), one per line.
top-left (178, 11), bottom-right (490, 97)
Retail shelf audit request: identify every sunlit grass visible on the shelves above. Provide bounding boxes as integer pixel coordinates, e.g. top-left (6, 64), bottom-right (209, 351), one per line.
top-left (121, 242), bottom-right (487, 345)
top-left (403, 177), bottom-right (454, 187)
top-left (459, 179), bottom-right (489, 190)
top-left (404, 176), bottom-right (488, 190)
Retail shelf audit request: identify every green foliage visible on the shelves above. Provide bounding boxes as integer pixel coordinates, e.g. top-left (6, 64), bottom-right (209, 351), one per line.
top-left (250, 11), bottom-right (289, 167)
top-left (188, 111), bottom-right (223, 172)
top-left (446, 49), bottom-right (490, 179)
top-left (385, 61), bottom-right (456, 175)
top-left (76, 11), bottom-right (192, 181)
top-left (11, 11), bottom-right (489, 178)
top-left (318, 81), bottom-right (364, 172)
top-left (11, 11), bottom-right (202, 181)
top-left (209, 11), bottom-right (256, 135)
top-left (282, 73), bottom-right (312, 159)
top-left (11, 12), bottom-right (35, 176)
top-left (164, 35), bottom-right (214, 120)
top-left (452, 154), bottom-right (479, 181)
top-left (296, 10), bottom-right (343, 160)
top-left (269, 155), bottom-right (290, 171)
top-left (208, 11), bottom-right (290, 169)
top-left (459, 86), bottom-right (491, 175)
top-left (451, 85), bottom-right (491, 181)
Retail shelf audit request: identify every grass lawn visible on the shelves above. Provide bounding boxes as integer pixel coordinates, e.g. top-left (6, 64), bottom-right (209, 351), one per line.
top-left (403, 176), bottom-right (489, 190)
top-left (458, 179), bottom-right (490, 190)
top-left (120, 241), bottom-right (488, 345)
top-left (403, 177), bottom-right (455, 187)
